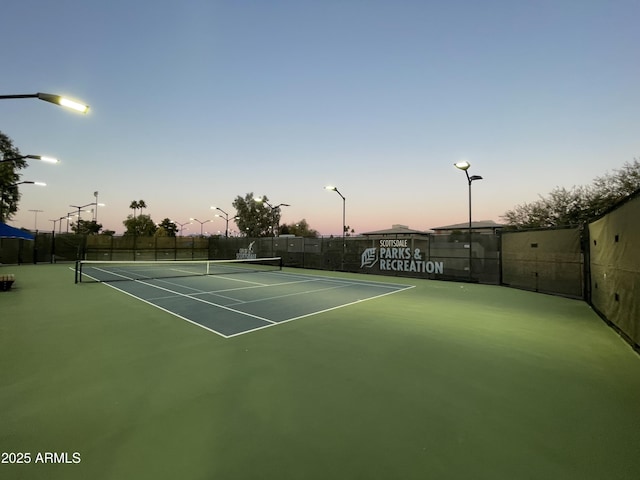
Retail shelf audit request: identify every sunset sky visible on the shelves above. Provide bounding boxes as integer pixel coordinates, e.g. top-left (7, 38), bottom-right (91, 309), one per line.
top-left (3, 0), bottom-right (639, 236)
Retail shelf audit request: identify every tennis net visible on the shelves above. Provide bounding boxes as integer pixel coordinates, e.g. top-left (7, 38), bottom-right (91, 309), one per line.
top-left (75, 257), bottom-right (282, 283)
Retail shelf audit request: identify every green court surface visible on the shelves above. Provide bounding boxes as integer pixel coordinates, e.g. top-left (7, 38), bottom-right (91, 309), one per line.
top-left (1, 264), bottom-right (639, 480)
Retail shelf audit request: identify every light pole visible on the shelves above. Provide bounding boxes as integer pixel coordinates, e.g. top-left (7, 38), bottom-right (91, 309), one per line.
top-left (57, 214), bottom-right (73, 233)
top-left (325, 186), bottom-right (346, 270)
top-left (190, 218), bottom-right (211, 236)
top-left (92, 191), bottom-right (105, 222)
top-left (212, 206), bottom-right (230, 238)
top-left (70, 203), bottom-right (94, 233)
top-left (254, 197), bottom-right (290, 236)
top-left (0, 92), bottom-right (89, 113)
top-left (65, 212), bottom-right (77, 233)
top-left (56, 216), bottom-right (66, 234)
top-left (28, 209), bottom-right (43, 231)
top-left (1, 182), bottom-right (46, 222)
top-left (324, 186), bottom-right (346, 239)
top-left (174, 220), bottom-right (191, 236)
top-left (454, 161), bottom-right (483, 281)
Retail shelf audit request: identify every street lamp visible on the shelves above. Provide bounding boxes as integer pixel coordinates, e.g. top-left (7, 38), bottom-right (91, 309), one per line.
top-left (211, 206), bottom-right (230, 238)
top-left (64, 212), bottom-right (77, 233)
top-left (0, 92), bottom-right (89, 113)
top-left (190, 218), bottom-right (211, 236)
top-left (0, 154), bottom-right (59, 164)
top-left (454, 161), bottom-right (483, 281)
top-left (28, 209), bottom-right (43, 231)
top-left (92, 191), bottom-right (105, 222)
top-left (173, 220), bottom-right (191, 236)
top-left (324, 186), bottom-right (346, 239)
top-left (325, 185), bottom-right (347, 270)
top-left (70, 203), bottom-right (95, 233)
top-left (1, 181), bottom-right (46, 222)
top-left (253, 197), bottom-right (290, 236)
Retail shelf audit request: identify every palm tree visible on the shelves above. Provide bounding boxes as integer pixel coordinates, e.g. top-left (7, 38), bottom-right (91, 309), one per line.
top-left (137, 199), bottom-right (147, 216)
top-left (129, 200), bottom-right (140, 220)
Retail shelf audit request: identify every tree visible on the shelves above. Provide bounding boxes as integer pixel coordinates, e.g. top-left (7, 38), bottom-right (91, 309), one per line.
top-left (279, 219), bottom-right (319, 237)
top-left (138, 199), bottom-right (147, 215)
top-left (0, 131), bottom-right (27, 222)
top-left (71, 219), bottom-right (103, 235)
top-left (129, 200), bottom-right (139, 219)
top-left (502, 159), bottom-right (640, 228)
top-left (123, 214), bottom-right (157, 236)
top-left (155, 218), bottom-right (178, 237)
top-left (232, 192), bottom-right (276, 237)
top-left (129, 199), bottom-right (147, 220)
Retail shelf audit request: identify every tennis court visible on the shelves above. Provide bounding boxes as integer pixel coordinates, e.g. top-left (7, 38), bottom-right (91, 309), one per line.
top-left (75, 258), bottom-right (413, 337)
top-left (2, 263), bottom-right (640, 480)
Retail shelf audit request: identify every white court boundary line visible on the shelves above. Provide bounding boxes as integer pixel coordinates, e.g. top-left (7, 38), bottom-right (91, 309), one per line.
top-left (80, 269), bottom-right (415, 338)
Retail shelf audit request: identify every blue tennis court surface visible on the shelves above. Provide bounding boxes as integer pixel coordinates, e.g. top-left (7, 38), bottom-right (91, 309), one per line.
top-left (92, 270), bottom-right (414, 337)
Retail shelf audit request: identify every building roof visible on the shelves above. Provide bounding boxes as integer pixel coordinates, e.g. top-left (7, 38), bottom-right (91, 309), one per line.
top-left (430, 220), bottom-right (504, 231)
top-left (360, 224), bottom-right (430, 236)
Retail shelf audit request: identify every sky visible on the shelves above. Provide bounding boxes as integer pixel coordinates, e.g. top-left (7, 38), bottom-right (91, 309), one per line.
top-left (3, 0), bottom-right (639, 236)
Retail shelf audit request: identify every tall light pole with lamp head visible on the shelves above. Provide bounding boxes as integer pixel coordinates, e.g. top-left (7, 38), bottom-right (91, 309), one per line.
top-left (70, 202), bottom-right (95, 233)
top-left (454, 161), bottom-right (483, 281)
top-left (1, 181), bottom-right (46, 222)
top-left (325, 185), bottom-right (346, 270)
top-left (324, 186), bottom-right (346, 239)
top-left (0, 156), bottom-right (56, 221)
top-left (253, 197), bottom-right (290, 236)
top-left (173, 220), bottom-right (191, 236)
top-left (190, 218), bottom-right (211, 236)
top-left (211, 206), bottom-right (230, 238)
top-left (92, 191), bottom-right (106, 222)
top-left (28, 209), bottom-right (43, 231)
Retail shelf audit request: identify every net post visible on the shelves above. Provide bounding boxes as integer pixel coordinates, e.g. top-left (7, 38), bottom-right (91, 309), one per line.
top-left (74, 260), bottom-right (80, 284)
top-left (279, 256), bottom-right (283, 270)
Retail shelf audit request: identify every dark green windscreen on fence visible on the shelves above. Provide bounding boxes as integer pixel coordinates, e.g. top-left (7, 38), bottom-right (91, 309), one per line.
top-left (588, 192), bottom-right (640, 347)
top-left (501, 228), bottom-right (583, 298)
top-left (0, 232), bottom-right (83, 264)
top-left (84, 235), bottom-right (210, 261)
top-left (80, 233), bottom-right (501, 284)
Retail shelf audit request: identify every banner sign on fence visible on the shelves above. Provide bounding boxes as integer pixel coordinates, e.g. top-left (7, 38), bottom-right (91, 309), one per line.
top-left (236, 241), bottom-right (257, 260)
top-left (360, 239), bottom-right (444, 274)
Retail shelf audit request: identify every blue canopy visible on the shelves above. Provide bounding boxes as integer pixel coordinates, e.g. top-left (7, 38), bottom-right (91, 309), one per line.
top-left (0, 222), bottom-right (34, 240)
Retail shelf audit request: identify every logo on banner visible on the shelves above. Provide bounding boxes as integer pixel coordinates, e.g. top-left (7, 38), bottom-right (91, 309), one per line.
top-left (236, 241), bottom-right (257, 260)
